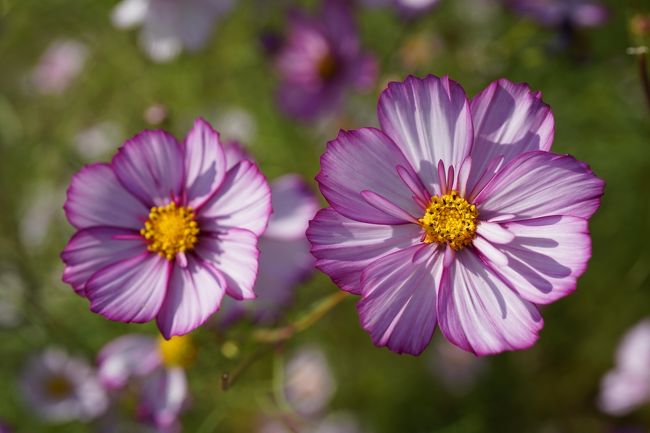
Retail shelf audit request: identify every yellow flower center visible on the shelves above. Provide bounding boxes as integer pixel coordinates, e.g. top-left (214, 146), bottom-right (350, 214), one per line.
top-left (158, 335), bottom-right (196, 368)
top-left (419, 191), bottom-right (479, 250)
top-left (140, 202), bottom-right (200, 261)
top-left (45, 375), bottom-right (72, 398)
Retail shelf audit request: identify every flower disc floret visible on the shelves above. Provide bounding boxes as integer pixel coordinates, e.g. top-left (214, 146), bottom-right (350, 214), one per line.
top-left (419, 191), bottom-right (478, 250)
top-left (140, 202), bottom-right (199, 260)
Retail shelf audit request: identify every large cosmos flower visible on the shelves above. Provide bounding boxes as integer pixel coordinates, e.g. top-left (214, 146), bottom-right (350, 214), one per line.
top-left (61, 118), bottom-right (271, 339)
top-left (308, 75), bottom-right (604, 356)
top-left (275, 0), bottom-right (377, 121)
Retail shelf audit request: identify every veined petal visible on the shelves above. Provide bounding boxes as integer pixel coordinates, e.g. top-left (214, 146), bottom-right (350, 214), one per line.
top-left (64, 163), bottom-right (149, 230)
top-left (86, 253), bottom-right (171, 323)
top-left (316, 128), bottom-right (422, 225)
top-left (183, 118), bottom-right (227, 209)
top-left (378, 75), bottom-right (473, 194)
top-left (438, 248), bottom-right (543, 356)
top-left (475, 151), bottom-right (604, 221)
top-left (358, 244), bottom-right (443, 355)
top-left (112, 130), bottom-right (184, 207)
top-left (61, 227), bottom-right (145, 295)
top-left (197, 160), bottom-right (271, 236)
top-left (194, 228), bottom-right (259, 301)
top-left (466, 79), bottom-right (554, 194)
top-left (264, 174), bottom-right (319, 240)
top-left (156, 255), bottom-right (226, 339)
top-left (97, 334), bottom-right (161, 389)
top-left (307, 208), bottom-right (422, 295)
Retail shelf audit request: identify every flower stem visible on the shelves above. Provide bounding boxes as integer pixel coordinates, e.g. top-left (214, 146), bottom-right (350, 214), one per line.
top-left (628, 46), bottom-right (650, 113)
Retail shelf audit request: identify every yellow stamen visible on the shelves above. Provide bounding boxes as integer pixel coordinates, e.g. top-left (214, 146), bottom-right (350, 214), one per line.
top-left (158, 335), bottom-right (196, 368)
top-left (140, 202), bottom-right (200, 261)
top-left (418, 191), bottom-right (479, 250)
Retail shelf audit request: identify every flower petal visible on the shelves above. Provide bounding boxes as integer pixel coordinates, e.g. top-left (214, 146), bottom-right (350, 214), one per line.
top-left (64, 163), bottom-right (149, 230)
top-left (112, 130), bottom-right (184, 207)
top-left (307, 208), bottom-right (423, 295)
top-left (156, 256), bottom-right (226, 338)
top-left (615, 319), bottom-right (650, 376)
top-left (466, 79), bottom-right (554, 195)
top-left (223, 141), bottom-right (251, 171)
top-left (316, 128), bottom-right (422, 225)
top-left (378, 75), bottom-right (473, 193)
top-left (140, 368), bottom-right (188, 427)
top-left (97, 334), bottom-right (161, 389)
top-left (437, 248), bottom-right (543, 356)
top-left (86, 253), bottom-right (171, 323)
top-left (475, 151), bottom-right (604, 221)
top-left (598, 369), bottom-right (650, 416)
top-left (357, 244), bottom-right (443, 355)
top-left (183, 118), bottom-right (227, 209)
top-left (61, 227), bottom-right (145, 296)
top-left (264, 174), bottom-right (319, 240)
top-left (194, 228), bottom-right (259, 301)
top-left (197, 160), bottom-right (271, 236)
top-left (486, 216), bottom-right (592, 304)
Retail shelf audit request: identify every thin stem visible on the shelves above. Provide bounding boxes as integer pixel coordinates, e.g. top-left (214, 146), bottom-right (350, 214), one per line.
top-left (639, 49), bottom-right (650, 113)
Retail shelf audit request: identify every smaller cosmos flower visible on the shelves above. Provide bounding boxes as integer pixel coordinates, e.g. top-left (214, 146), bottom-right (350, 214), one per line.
top-left (111, 0), bottom-right (234, 62)
top-left (61, 118), bottom-right (271, 339)
top-left (217, 142), bottom-right (318, 325)
top-left (98, 334), bottom-right (196, 428)
top-left (505, 0), bottom-right (609, 29)
top-left (20, 348), bottom-right (108, 422)
top-left (275, 0), bottom-right (377, 121)
top-left (284, 346), bottom-right (336, 418)
top-left (308, 75), bottom-right (604, 356)
top-left (598, 319), bottom-right (650, 416)
top-left (31, 39), bottom-right (87, 96)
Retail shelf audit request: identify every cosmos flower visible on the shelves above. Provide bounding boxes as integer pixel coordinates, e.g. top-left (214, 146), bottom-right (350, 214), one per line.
top-left (20, 348), bottom-right (108, 422)
top-left (111, 0), bottom-right (234, 62)
top-left (218, 142), bottom-right (318, 325)
top-left (31, 39), bottom-right (88, 96)
top-left (284, 346), bottom-right (336, 417)
top-left (505, 0), bottom-right (609, 29)
top-left (98, 334), bottom-right (196, 428)
top-left (275, 0), bottom-right (377, 121)
top-left (61, 118), bottom-right (271, 339)
top-left (598, 319), bottom-right (650, 416)
top-left (308, 75), bottom-right (604, 356)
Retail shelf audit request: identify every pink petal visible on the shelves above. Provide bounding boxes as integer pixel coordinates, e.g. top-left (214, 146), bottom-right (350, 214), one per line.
top-left (466, 79), bottom-right (554, 194)
top-left (437, 248), bottom-right (543, 356)
top-left (307, 208), bottom-right (422, 295)
top-left (112, 130), bottom-right (184, 207)
top-left (61, 227), bottom-right (146, 296)
top-left (156, 256), bottom-right (226, 338)
top-left (140, 368), bottom-right (188, 427)
top-left (357, 244), bottom-right (443, 355)
top-left (97, 334), bottom-right (161, 389)
top-left (487, 216), bottom-right (592, 304)
top-left (475, 151), bottom-right (604, 221)
top-left (64, 163), bottom-right (149, 230)
top-left (86, 253), bottom-right (171, 323)
top-left (316, 128), bottom-right (422, 225)
top-left (264, 174), bottom-right (319, 240)
top-left (223, 141), bottom-right (251, 171)
top-left (194, 228), bottom-right (259, 301)
top-left (598, 369), bottom-right (650, 416)
top-left (197, 160), bottom-right (271, 236)
top-left (615, 319), bottom-right (650, 376)
top-left (378, 75), bottom-right (473, 194)
top-left (182, 118), bottom-right (227, 209)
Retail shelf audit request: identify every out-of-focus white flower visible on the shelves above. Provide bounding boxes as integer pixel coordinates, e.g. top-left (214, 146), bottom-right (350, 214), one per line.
top-left (31, 39), bottom-right (87, 95)
top-left (285, 346), bottom-right (336, 417)
top-left (19, 183), bottom-right (65, 250)
top-left (258, 412), bottom-right (369, 433)
top-left (74, 122), bottom-right (122, 160)
top-left (212, 107), bottom-right (257, 144)
top-left (0, 270), bottom-right (25, 328)
top-left (20, 348), bottom-right (108, 422)
top-left (427, 338), bottom-right (487, 396)
top-left (111, 0), bottom-right (234, 63)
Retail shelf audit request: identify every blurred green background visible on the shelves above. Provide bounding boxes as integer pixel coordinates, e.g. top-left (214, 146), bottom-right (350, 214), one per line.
top-left (1, 0), bottom-right (649, 432)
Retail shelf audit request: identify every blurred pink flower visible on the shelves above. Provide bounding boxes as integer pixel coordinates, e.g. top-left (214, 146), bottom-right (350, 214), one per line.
top-left (111, 0), bottom-right (234, 62)
top-left (285, 346), bottom-right (336, 417)
top-left (427, 338), bottom-right (486, 395)
top-left (598, 319), bottom-right (650, 416)
top-left (20, 348), bottom-right (108, 422)
top-left (61, 118), bottom-right (271, 338)
top-left (31, 39), bottom-right (87, 95)
top-left (308, 75), bottom-right (604, 356)
top-left (275, 0), bottom-right (377, 121)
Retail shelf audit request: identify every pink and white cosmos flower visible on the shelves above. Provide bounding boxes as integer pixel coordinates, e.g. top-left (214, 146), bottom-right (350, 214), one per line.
top-left (61, 118), bottom-right (271, 339)
top-left (308, 75), bottom-right (604, 356)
